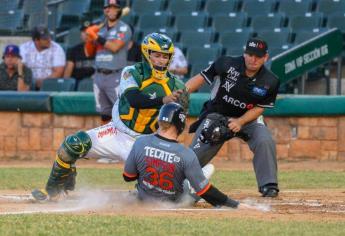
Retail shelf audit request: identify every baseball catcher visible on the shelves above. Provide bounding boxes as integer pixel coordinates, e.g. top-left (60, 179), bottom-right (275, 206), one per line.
top-left (32, 33), bottom-right (188, 201)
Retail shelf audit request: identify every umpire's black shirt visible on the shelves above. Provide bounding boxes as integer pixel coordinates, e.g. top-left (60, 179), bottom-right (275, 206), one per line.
top-left (194, 56), bottom-right (279, 129)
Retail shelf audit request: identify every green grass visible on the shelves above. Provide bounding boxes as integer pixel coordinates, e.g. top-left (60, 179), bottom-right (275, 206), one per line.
top-left (0, 215), bottom-right (344, 236)
top-left (0, 167), bottom-right (344, 190)
top-left (0, 167), bottom-right (345, 235)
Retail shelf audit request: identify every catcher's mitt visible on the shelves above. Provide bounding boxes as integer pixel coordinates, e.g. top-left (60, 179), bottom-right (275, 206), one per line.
top-left (199, 113), bottom-right (250, 145)
top-left (176, 88), bottom-right (189, 112)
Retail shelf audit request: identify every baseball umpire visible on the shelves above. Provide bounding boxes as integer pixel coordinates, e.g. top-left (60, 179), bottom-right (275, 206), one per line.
top-left (32, 33), bottom-right (189, 201)
top-left (123, 102), bottom-right (240, 208)
top-left (185, 38), bottom-right (280, 197)
top-left (84, 0), bottom-right (132, 124)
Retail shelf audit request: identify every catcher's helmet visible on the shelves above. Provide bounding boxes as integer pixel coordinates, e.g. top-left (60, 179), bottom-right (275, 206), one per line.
top-left (158, 102), bottom-right (186, 135)
top-left (141, 33), bottom-right (174, 79)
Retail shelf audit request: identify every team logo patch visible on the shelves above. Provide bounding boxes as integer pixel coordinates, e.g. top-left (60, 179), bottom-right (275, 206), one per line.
top-left (148, 92), bottom-right (157, 99)
top-left (97, 126), bottom-right (117, 138)
top-left (118, 32), bottom-right (125, 39)
top-left (252, 86), bottom-right (267, 96)
top-left (122, 71), bottom-right (131, 80)
top-left (179, 113), bottom-right (186, 122)
top-left (120, 26), bottom-right (127, 32)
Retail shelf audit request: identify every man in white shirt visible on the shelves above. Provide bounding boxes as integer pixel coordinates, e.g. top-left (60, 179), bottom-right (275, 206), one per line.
top-left (168, 46), bottom-right (188, 80)
top-left (20, 26), bottom-right (66, 90)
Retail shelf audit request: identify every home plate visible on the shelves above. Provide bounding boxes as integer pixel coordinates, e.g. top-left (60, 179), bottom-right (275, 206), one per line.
top-left (153, 202), bottom-right (271, 212)
top-left (152, 208), bottom-right (235, 212)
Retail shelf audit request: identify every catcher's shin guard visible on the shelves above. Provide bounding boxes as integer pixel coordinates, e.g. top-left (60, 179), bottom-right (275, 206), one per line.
top-left (32, 160), bottom-right (77, 201)
top-left (45, 159), bottom-right (76, 197)
top-left (42, 131), bottom-right (91, 199)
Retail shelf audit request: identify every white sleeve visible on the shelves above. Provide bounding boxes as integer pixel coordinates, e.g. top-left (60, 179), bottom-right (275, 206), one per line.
top-left (19, 43), bottom-right (27, 64)
top-left (52, 43), bottom-right (66, 67)
top-left (170, 47), bottom-right (187, 70)
top-left (119, 66), bottom-right (139, 95)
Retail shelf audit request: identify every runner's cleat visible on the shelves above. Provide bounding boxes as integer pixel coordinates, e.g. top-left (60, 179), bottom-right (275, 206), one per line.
top-left (31, 189), bottom-right (49, 201)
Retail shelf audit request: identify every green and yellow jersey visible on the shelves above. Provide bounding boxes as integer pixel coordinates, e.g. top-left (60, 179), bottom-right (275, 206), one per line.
top-left (118, 62), bottom-right (185, 134)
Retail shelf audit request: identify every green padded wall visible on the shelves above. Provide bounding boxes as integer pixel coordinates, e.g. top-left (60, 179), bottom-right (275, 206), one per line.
top-left (0, 91), bottom-right (51, 112)
top-left (264, 95), bottom-right (345, 116)
top-left (189, 93), bottom-right (345, 117)
top-left (52, 92), bottom-right (97, 115)
top-left (1, 91), bottom-right (344, 117)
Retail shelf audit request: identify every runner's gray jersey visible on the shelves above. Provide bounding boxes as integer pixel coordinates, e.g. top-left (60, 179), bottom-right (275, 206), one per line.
top-left (95, 20), bottom-right (131, 70)
top-left (124, 134), bottom-right (210, 201)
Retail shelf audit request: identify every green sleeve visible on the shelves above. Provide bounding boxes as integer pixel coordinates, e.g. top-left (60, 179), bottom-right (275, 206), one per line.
top-left (173, 77), bottom-right (186, 90)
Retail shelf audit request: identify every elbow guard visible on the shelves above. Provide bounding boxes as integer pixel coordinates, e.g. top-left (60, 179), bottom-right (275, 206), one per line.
top-left (123, 173), bottom-right (138, 182)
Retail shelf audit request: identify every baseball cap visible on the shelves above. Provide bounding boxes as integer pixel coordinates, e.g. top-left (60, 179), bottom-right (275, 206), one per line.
top-left (80, 20), bottom-right (92, 31)
top-left (3, 44), bottom-right (21, 58)
top-left (32, 26), bottom-right (51, 40)
top-left (104, 0), bottom-right (121, 8)
top-left (244, 38), bottom-right (268, 57)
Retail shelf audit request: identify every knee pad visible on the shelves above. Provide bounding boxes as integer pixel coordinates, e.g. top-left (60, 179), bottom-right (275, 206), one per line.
top-left (202, 164), bottom-right (215, 180)
top-left (58, 131), bottom-right (92, 163)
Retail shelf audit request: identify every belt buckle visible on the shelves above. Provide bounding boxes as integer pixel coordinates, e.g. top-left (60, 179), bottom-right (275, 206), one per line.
top-left (98, 68), bottom-right (111, 74)
top-left (103, 69), bottom-right (112, 75)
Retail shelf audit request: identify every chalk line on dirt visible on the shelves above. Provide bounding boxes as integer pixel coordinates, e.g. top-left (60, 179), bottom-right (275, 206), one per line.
top-left (1, 190), bottom-right (345, 215)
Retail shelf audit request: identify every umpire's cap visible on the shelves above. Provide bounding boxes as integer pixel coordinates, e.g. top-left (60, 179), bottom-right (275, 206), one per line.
top-left (244, 38), bottom-right (268, 57)
top-left (158, 102), bottom-right (186, 135)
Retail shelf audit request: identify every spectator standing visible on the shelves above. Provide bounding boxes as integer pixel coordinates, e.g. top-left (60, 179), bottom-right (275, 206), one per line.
top-left (0, 45), bottom-right (32, 91)
top-left (169, 46), bottom-right (188, 80)
top-left (20, 26), bottom-right (66, 90)
top-left (84, 0), bottom-right (132, 124)
top-left (63, 21), bottom-right (96, 89)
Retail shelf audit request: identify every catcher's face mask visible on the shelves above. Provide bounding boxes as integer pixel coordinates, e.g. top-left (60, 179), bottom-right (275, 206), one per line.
top-left (141, 33), bottom-right (174, 79)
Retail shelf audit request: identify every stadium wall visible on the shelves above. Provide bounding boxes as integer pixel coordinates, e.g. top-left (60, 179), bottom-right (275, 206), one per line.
top-left (0, 111), bottom-right (344, 161)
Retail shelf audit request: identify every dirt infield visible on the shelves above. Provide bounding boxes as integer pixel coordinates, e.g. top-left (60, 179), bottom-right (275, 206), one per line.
top-left (0, 160), bottom-right (344, 221)
top-left (1, 189), bottom-right (345, 221)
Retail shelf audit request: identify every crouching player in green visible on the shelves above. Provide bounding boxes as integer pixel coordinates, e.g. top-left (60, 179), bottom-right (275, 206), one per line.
top-left (32, 33), bottom-right (187, 201)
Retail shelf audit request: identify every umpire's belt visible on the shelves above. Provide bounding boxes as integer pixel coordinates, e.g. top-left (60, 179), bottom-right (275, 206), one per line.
top-left (96, 68), bottom-right (122, 75)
